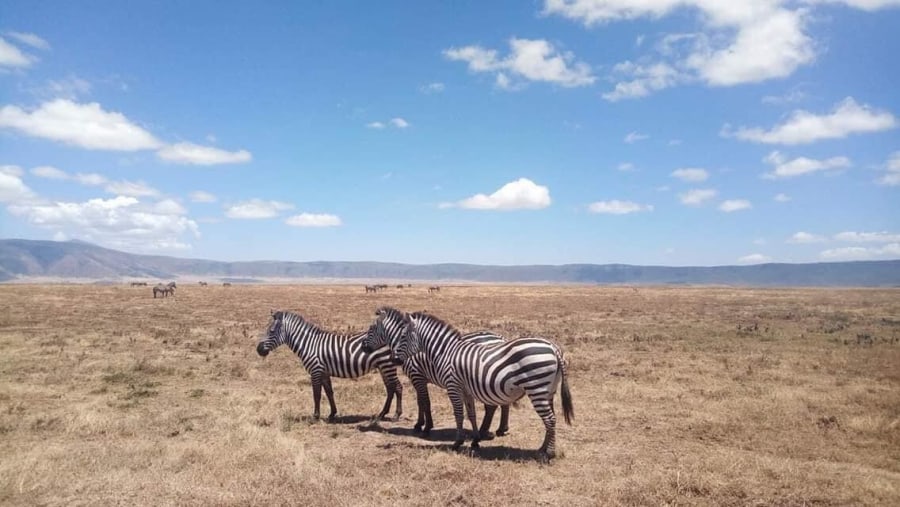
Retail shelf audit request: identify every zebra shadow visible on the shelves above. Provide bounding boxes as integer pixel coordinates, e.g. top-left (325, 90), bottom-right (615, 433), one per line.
top-left (299, 414), bottom-right (374, 425)
top-left (356, 421), bottom-right (459, 442)
top-left (375, 441), bottom-right (544, 463)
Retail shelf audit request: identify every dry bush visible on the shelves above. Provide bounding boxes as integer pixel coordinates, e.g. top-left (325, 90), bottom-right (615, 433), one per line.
top-left (0, 284), bottom-right (898, 506)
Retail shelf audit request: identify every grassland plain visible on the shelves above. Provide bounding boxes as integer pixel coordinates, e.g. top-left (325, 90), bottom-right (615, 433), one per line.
top-left (0, 284), bottom-right (898, 506)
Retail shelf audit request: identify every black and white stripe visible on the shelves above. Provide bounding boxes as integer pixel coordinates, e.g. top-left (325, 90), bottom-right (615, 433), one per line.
top-left (365, 306), bottom-right (573, 461)
top-left (256, 310), bottom-right (402, 421)
top-left (366, 322), bottom-right (511, 439)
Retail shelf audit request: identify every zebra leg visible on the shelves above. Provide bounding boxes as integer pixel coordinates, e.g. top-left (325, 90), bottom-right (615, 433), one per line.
top-left (527, 390), bottom-right (558, 462)
top-left (375, 369), bottom-right (396, 420)
top-left (448, 386), bottom-right (467, 451)
top-left (478, 405), bottom-right (498, 440)
top-left (411, 376), bottom-right (430, 433)
top-left (464, 394), bottom-right (480, 450)
top-left (496, 404), bottom-right (511, 436)
top-left (322, 375), bottom-right (338, 422)
top-left (310, 375), bottom-right (323, 420)
top-left (392, 378), bottom-right (403, 420)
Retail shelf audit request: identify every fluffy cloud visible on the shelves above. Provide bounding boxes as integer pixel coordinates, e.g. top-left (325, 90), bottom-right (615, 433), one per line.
top-left (678, 188), bottom-right (717, 206)
top-left (75, 173), bottom-right (107, 186)
top-left (617, 162), bottom-right (635, 172)
top-left (587, 200), bottom-right (653, 214)
top-left (225, 199), bottom-right (294, 219)
top-left (419, 82), bottom-right (445, 94)
top-left (774, 193), bottom-right (791, 202)
top-left (719, 199), bottom-right (752, 212)
top-left (0, 171), bottom-right (34, 203)
top-left (0, 37), bottom-right (35, 68)
top-left (820, 243), bottom-right (900, 261)
top-left (804, 0), bottom-right (900, 10)
top-left (876, 152), bottom-right (900, 186)
top-left (6, 32), bottom-right (50, 50)
top-left (189, 191), bottom-right (217, 203)
top-left (390, 118), bottom-right (410, 128)
top-left (443, 178), bottom-right (552, 210)
top-left (738, 254), bottom-right (772, 264)
top-left (104, 180), bottom-right (159, 197)
top-left (762, 151), bottom-right (851, 179)
top-left (0, 165), bottom-right (24, 177)
top-left (0, 99), bottom-right (162, 151)
top-left (545, 1), bottom-right (815, 98)
top-left (157, 142), bottom-right (252, 165)
top-left (624, 131), bottom-right (648, 143)
top-left (444, 38), bottom-right (595, 89)
top-left (366, 121), bottom-right (385, 129)
top-left (671, 168), bottom-right (708, 182)
top-left (7, 195), bottom-right (199, 251)
top-left (285, 213), bottom-right (342, 227)
top-left (30, 165), bottom-right (68, 179)
top-left (725, 97), bottom-right (897, 145)
top-left (788, 232), bottom-right (825, 243)
top-left (833, 231), bottom-right (900, 243)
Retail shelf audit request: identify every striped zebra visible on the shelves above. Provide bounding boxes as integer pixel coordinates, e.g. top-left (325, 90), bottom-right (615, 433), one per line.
top-left (365, 322), bottom-right (511, 439)
top-left (256, 310), bottom-right (403, 421)
top-left (365, 307), bottom-right (573, 461)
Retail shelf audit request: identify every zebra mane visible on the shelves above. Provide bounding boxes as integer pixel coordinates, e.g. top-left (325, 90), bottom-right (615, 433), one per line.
top-left (409, 311), bottom-right (463, 339)
top-left (280, 311), bottom-right (355, 340)
top-left (375, 306), bottom-right (405, 321)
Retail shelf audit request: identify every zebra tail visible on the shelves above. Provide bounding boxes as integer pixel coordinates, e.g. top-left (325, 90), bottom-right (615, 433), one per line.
top-left (559, 355), bottom-right (574, 425)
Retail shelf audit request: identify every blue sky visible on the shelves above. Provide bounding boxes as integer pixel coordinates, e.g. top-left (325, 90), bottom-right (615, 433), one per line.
top-left (1, 1), bottom-right (898, 266)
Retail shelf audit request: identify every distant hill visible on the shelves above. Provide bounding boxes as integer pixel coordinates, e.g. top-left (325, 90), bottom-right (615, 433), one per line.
top-left (1, 238), bottom-right (898, 286)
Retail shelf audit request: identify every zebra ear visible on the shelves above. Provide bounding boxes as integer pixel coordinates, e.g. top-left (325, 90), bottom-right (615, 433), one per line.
top-left (375, 307), bottom-right (386, 316)
top-left (271, 310), bottom-right (283, 320)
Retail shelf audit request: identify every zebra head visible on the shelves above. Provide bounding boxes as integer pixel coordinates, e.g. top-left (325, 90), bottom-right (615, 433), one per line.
top-left (257, 310), bottom-right (287, 357)
top-left (364, 307), bottom-right (414, 362)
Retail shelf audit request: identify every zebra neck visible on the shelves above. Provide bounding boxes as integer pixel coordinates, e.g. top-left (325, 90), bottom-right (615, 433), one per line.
top-left (283, 320), bottom-right (341, 357)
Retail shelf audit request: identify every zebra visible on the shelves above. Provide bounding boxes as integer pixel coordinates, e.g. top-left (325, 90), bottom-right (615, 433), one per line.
top-left (198, 281), bottom-right (208, 287)
top-left (152, 284), bottom-right (174, 298)
top-left (223, 282), bottom-right (232, 287)
top-left (256, 310), bottom-right (403, 422)
top-left (428, 286), bottom-right (440, 293)
top-left (364, 307), bottom-right (573, 461)
top-left (364, 321), bottom-right (511, 439)
top-left (365, 285), bottom-right (378, 293)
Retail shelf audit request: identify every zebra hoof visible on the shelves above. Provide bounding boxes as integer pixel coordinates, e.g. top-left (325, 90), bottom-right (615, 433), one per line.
top-left (496, 428), bottom-right (509, 437)
top-left (471, 440), bottom-right (480, 450)
top-left (327, 414), bottom-right (337, 423)
top-left (479, 431), bottom-right (496, 441)
top-left (451, 440), bottom-right (464, 451)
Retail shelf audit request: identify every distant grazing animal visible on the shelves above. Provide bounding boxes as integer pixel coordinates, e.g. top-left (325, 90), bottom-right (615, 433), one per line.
top-left (428, 286), bottom-right (441, 293)
top-left (365, 285), bottom-right (378, 293)
top-left (365, 307), bottom-right (573, 462)
top-left (256, 311), bottom-right (403, 421)
top-left (365, 319), bottom-right (511, 439)
top-left (396, 284), bottom-right (405, 289)
top-left (167, 281), bottom-right (177, 289)
top-left (198, 281), bottom-right (208, 287)
top-left (130, 282), bottom-right (148, 287)
top-left (152, 284), bottom-right (174, 298)
top-left (223, 282), bottom-right (232, 287)
top-left (377, 284), bottom-right (389, 290)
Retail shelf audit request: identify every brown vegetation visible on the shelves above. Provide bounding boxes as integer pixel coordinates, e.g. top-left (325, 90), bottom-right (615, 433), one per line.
top-left (1, 284), bottom-right (898, 505)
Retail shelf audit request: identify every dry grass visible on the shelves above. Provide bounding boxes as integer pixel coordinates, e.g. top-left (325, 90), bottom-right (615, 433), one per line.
top-left (1, 284), bottom-right (898, 506)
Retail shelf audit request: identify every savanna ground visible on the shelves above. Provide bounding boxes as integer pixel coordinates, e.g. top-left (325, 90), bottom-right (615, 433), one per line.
top-left (0, 284), bottom-right (898, 506)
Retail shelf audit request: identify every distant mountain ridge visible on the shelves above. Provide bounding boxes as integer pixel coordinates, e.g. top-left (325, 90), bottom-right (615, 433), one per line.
top-left (1, 238), bottom-right (898, 286)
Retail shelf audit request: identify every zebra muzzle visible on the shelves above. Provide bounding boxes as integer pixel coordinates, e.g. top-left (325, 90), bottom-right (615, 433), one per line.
top-left (256, 343), bottom-right (270, 357)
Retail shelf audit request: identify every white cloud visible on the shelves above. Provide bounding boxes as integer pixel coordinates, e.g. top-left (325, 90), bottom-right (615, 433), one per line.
top-left (588, 200), bottom-right (653, 214)
top-left (671, 168), bottom-right (708, 182)
top-left (444, 37), bottom-right (595, 89)
top-left (0, 171), bottom-right (34, 203)
top-left (725, 97), bottom-right (897, 145)
top-left (0, 99), bottom-right (162, 151)
top-left (74, 173), bottom-right (107, 186)
top-left (774, 193), bottom-right (791, 202)
top-left (444, 178), bottom-right (552, 210)
top-left (157, 142), bottom-right (251, 166)
top-left (833, 231), bottom-right (900, 243)
top-left (285, 213), bottom-right (343, 227)
top-left (788, 231), bottom-right (825, 243)
top-left (617, 162), bottom-right (635, 172)
top-left (0, 37), bottom-right (35, 68)
top-left (719, 199), bottom-right (752, 212)
top-left (678, 188), bottom-right (717, 206)
top-left (738, 253), bottom-right (772, 264)
top-left (876, 152), bottom-right (900, 186)
top-left (152, 199), bottom-right (187, 215)
top-left (225, 199), bottom-right (294, 219)
top-left (6, 32), bottom-right (50, 50)
top-left (804, 0), bottom-right (900, 10)
top-left (105, 180), bottom-right (159, 197)
top-left (366, 121), bottom-right (386, 129)
top-left (1, 165), bottom-right (24, 177)
top-left (820, 243), bottom-right (900, 261)
top-left (8, 195), bottom-right (199, 251)
top-left (189, 191), bottom-right (217, 203)
top-left (762, 90), bottom-right (807, 105)
top-left (41, 76), bottom-right (92, 100)
top-left (30, 165), bottom-right (68, 179)
top-left (545, 1), bottom-right (816, 98)
top-left (419, 82), bottom-right (445, 94)
top-left (390, 118), bottom-right (410, 128)
top-left (624, 131), bottom-right (648, 143)
top-left (762, 151), bottom-right (851, 179)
